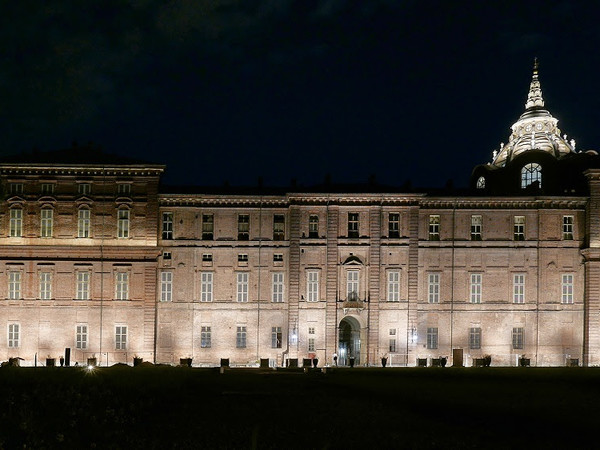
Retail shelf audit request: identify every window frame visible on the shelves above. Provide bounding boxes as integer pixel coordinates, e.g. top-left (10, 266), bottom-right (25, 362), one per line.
top-left (201, 326), bottom-right (212, 348)
top-left (117, 209), bottom-right (130, 239)
top-left (469, 327), bottom-right (481, 349)
top-left (236, 326), bottom-right (247, 348)
top-left (271, 326), bottom-right (282, 348)
top-left (470, 273), bottom-right (482, 304)
top-left (202, 214), bottom-right (214, 240)
top-left (471, 215), bottom-right (482, 241)
top-left (273, 214), bottom-right (285, 241)
top-left (115, 272), bottom-right (129, 300)
top-left (561, 273), bottom-right (574, 304)
top-left (76, 271), bottom-right (90, 300)
top-left (272, 272), bottom-right (284, 303)
top-left (39, 271), bottom-right (52, 300)
top-left (160, 271), bottom-right (173, 302)
top-left (40, 207), bottom-right (53, 238)
top-left (513, 216), bottom-right (525, 241)
top-left (8, 323), bottom-right (20, 348)
top-left (8, 271), bottom-right (21, 300)
top-left (428, 215), bottom-right (440, 241)
top-left (76, 324), bottom-right (88, 350)
top-left (426, 327), bottom-right (438, 349)
top-left (428, 273), bottom-right (440, 304)
top-left (563, 216), bottom-right (574, 240)
top-left (237, 272), bottom-right (249, 302)
top-left (9, 208), bottom-right (23, 237)
top-left (387, 270), bottom-right (400, 302)
top-left (388, 213), bottom-right (400, 238)
top-left (307, 270), bottom-right (319, 302)
top-left (512, 327), bottom-right (524, 350)
top-left (115, 325), bottom-right (128, 350)
top-left (347, 213), bottom-right (359, 238)
top-left (201, 272), bottom-right (213, 302)
top-left (162, 212), bottom-right (173, 240)
top-left (513, 273), bottom-right (525, 304)
top-left (308, 215), bottom-right (319, 238)
top-left (238, 214), bottom-right (250, 241)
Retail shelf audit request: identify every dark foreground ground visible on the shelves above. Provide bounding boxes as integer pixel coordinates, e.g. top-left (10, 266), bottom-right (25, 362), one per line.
top-left (0, 365), bottom-right (598, 449)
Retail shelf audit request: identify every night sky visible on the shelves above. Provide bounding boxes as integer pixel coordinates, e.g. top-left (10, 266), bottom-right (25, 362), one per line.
top-left (1, 1), bottom-right (599, 189)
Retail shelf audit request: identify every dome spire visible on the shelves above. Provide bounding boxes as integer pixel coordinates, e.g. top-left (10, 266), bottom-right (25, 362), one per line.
top-left (525, 57), bottom-right (544, 110)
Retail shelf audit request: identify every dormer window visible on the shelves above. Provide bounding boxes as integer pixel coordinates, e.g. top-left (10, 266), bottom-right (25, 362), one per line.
top-left (521, 163), bottom-right (541, 189)
top-left (476, 176), bottom-right (486, 189)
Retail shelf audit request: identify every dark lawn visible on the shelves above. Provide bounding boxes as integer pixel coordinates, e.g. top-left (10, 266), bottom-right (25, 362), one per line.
top-left (0, 366), bottom-right (597, 449)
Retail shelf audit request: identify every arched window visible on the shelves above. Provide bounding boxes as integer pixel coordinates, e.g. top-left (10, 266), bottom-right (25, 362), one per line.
top-left (521, 163), bottom-right (542, 189)
top-left (476, 176), bottom-right (486, 189)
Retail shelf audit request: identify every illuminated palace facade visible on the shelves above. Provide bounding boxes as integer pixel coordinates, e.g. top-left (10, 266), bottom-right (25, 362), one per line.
top-left (2, 63), bottom-right (600, 367)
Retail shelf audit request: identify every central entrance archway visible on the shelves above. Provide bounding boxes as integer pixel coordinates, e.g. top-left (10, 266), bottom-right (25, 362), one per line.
top-left (338, 316), bottom-right (361, 366)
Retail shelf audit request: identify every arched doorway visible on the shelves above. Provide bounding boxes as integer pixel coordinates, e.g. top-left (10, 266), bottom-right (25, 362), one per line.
top-left (338, 316), bottom-right (361, 366)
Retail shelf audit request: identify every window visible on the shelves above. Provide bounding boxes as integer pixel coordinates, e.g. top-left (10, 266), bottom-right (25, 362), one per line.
top-left (117, 209), bottom-right (130, 238)
top-left (476, 176), bottom-right (485, 189)
top-left (513, 274), bottom-right (525, 304)
top-left (387, 271), bottom-right (400, 302)
top-left (162, 212), bottom-right (173, 240)
top-left (309, 215), bottom-right (319, 238)
top-left (117, 184), bottom-right (131, 195)
top-left (201, 272), bottom-right (213, 302)
top-left (201, 326), bottom-right (211, 348)
top-left (40, 208), bottom-right (53, 238)
top-left (78, 208), bottom-right (91, 238)
top-left (78, 183), bottom-right (91, 195)
top-left (562, 274), bottom-right (573, 304)
top-left (514, 216), bottom-right (525, 241)
top-left (8, 271), bottom-right (21, 300)
top-left (388, 213), bottom-right (400, 238)
top-left (347, 270), bottom-right (359, 301)
top-left (238, 214), bottom-right (249, 240)
top-left (76, 325), bottom-right (88, 349)
top-left (272, 272), bottom-right (284, 303)
top-left (348, 213), bottom-right (359, 238)
top-left (427, 327), bottom-right (438, 349)
top-left (115, 326), bottom-right (127, 350)
top-left (429, 215), bottom-right (440, 240)
top-left (115, 272), bottom-right (129, 300)
top-left (563, 216), bottom-right (574, 240)
top-left (163, 252), bottom-right (172, 260)
top-left (8, 323), bottom-right (19, 348)
top-left (41, 183), bottom-right (54, 195)
top-left (236, 326), bottom-right (247, 348)
top-left (307, 271), bottom-right (319, 302)
top-left (9, 208), bottom-right (22, 237)
top-left (271, 326), bottom-right (282, 348)
top-left (471, 215), bottom-right (482, 241)
top-left (273, 253), bottom-right (283, 262)
top-left (428, 273), bottom-right (440, 303)
top-left (161, 272), bottom-right (172, 302)
top-left (238, 254), bottom-right (248, 263)
top-left (273, 214), bottom-right (285, 240)
top-left (39, 272), bottom-right (52, 300)
top-left (9, 183), bottom-right (23, 195)
top-left (521, 163), bottom-right (541, 189)
top-left (237, 272), bottom-right (248, 302)
top-left (469, 327), bottom-right (481, 349)
top-left (202, 214), bottom-right (214, 240)
top-left (470, 274), bottom-right (482, 304)
top-left (202, 253), bottom-right (212, 262)
top-left (512, 327), bottom-right (524, 350)
top-left (308, 327), bottom-right (315, 351)
top-left (76, 271), bottom-right (90, 300)
top-left (389, 328), bottom-right (397, 353)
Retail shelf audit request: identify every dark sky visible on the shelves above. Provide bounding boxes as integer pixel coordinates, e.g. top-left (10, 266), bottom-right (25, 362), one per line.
top-left (1, 0), bottom-right (599, 188)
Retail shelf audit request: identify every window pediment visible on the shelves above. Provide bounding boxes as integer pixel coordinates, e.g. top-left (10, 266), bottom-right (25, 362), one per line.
top-left (342, 255), bottom-right (363, 265)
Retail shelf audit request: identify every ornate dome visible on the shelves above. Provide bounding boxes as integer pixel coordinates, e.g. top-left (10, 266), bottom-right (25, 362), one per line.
top-left (491, 59), bottom-right (576, 167)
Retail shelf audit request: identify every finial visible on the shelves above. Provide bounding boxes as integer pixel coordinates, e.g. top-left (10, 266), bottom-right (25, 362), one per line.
top-left (525, 58), bottom-right (544, 110)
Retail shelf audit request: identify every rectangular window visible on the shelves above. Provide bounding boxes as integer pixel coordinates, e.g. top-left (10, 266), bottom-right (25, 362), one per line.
top-left (161, 271), bottom-right (172, 302)
top-left (429, 215), bottom-right (440, 240)
top-left (236, 326), bottom-right (247, 348)
top-left (514, 216), bottom-right (525, 241)
top-left (40, 208), bottom-right (53, 238)
top-left (76, 271), bottom-right (90, 300)
top-left (513, 274), bottom-right (525, 304)
top-left (202, 214), bottom-right (214, 240)
top-left (163, 252), bottom-right (172, 260)
top-left (348, 213), bottom-right (359, 238)
top-left (115, 272), bottom-right (129, 300)
top-left (10, 183), bottom-right (23, 195)
top-left (201, 272), bottom-right (213, 302)
top-left (562, 274), bottom-right (574, 304)
top-left (426, 327), bottom-right (438, 349)
top-left (309, 215), bottom-right (319, 238)
top-left (470, 273), bottom-right (482, 304)
top-left (512, 327), bottom-right (524, 350)
top-left (307, 271), bottom-right (319, 302)
top-left (271, 326), bottom-right (282, 348)
top-left (202, 253), bottom-right (212, 262)
top-left (273, 253), bottom-right (283, 262)
top-left (9, 209), bottom-right (22, 237)
top-left (471, 215), bottom-right (482, 241)
top-left (8, 271), bottom-right (21, 300)
top-left (78, 183), bottom-right (91, 195)
top-left (201, 326), bottom-right (212, 348)
top-left (162, 212), bottom-right (173, 240)
top-left (347, 270), bottom-right (359, 300)
top-left (308, 337), bottom-right (315, 352)
top-left (389, 328), bottom-right (397, 353)
top-left (428, 273), bottom-right (440, 303)
top-left (78, 209), bottom-right (91, 238)
top-left (563, 216), bottom-right (574, 240)
top-left (117, 184), bottom-right (131, 195)
top-left (469, 327), bottom-right (481, 349)
top-left (8, 323), bottom-right (19, 348)
top-left (238, 254), bottom-right (248, 263)
top-left (117, 210), bottom-right (130, 238)
top-left (272, 272), bottom-right (284, 303)
top-left (237, 272), bottom-right (248, 302)
top-left (115, 326), bottom-right (127, 350)
top-left (39, 272), bottom-right (52, 300)
top-left (388, 213), bottom-right (400, 238)
top-left (76, 324), bottom-right (88, 350)
top-left (387, 271), bottom-right (400, 302)
top-left (273, 214), bottom-right (285, 240)
top-left (238, 214), bottom-right (249, 240)
top-left (41, 183), bottom-right (54, 195)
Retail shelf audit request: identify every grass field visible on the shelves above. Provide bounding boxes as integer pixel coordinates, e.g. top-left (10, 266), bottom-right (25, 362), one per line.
top-left (0, 365), bottom-right (598, 449)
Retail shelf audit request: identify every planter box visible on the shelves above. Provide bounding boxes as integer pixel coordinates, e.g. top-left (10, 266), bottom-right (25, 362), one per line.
top-left (133, 357), bottom-right (143, 367)
top-left (46, 358), bottom-right (55, 367)
top-left (87, 357), bottom-right (97, 367)
top-left (519, 358), bottom-right (530, 367)
top-left (180, 358), bottom-right (192, 367)
top-left (567, 358), bottom-right (579, 367)
top-left (417, 358), bottom-right (427, 367)
top-left (287, 358), bottom-right (298, 368)
top-left (260, 358), bottom-right (270, 368)
top-left (302, 358), bottom-right (312, 368)
top-left (220, 358), bottom-right (229, 368)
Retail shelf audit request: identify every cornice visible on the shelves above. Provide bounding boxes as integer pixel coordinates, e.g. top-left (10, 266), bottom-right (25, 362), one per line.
top-left (421, 197), bottom-right (587, 210)
top-left (159, 195), bottom-right (289, 207)
top-left (0, 165), bottom-right (164, 177)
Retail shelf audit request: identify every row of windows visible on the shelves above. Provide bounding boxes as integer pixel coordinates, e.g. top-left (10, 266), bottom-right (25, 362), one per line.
top-left (8, 208), bottom-right (130, 239)
top-left (424, 327), bottom-right (526, 350)
top-left (476, 163), bottom-right (543, 191)
top-left (7, 182), bottom-right (131, 196)
top-left (205, 326), bottom-right (315, 350)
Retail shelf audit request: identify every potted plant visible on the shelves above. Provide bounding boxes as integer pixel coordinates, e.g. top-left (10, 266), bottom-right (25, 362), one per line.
top-left (381, 356), bottom-right (387, 368)
top-left (133, 356), bottom-right (143, 367)
top-left (46, 356), bottom-right (55, 367)
top-left (312, 358), bottom-right (318, 368)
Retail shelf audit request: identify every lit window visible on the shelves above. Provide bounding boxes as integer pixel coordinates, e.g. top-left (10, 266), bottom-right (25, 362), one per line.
top-left (471, 215), bottom-right (482, 241)
top-left (117, 209), bottom-right (130, 238)
top-left (273, 214), bottom-right (285, 240)
top-left (8, 323), bottom-right (20, 348)
top-left (514, 216), bottom-right (525, 241)
top-left (561, 274), bottom-right (573, 304)
top-left (429, 215), bottom-right (440, 240)
top-left (272, 272), bottom-right (284, 303)
top-left (428, 273), bottom-right (440, 303)
top-left (39, 272), bottom-right (52, 300)
top-left (78, 183), bottom-right (91, 195)
top-left (469, 327), bottom-right (481, 349)
top-left (117, 184), bottom-right (131, 195)
top-left (9, 208), bottom-right (22, 237)
top-left (41, 183), bottom-right (54, 195)
top-left (161, 271), bottom-right (172, 302)
top-left (387, 271), bottom-right (400, 302)
top-left (201, 272), bottom-right (213, 302)
top-left (8, 271), bottom-right (21, 300)
top-left (307, 271), bottom-right (319, 302)
top-left (76, 271), bottom-right (90, 300)
top-left (470, 274), bottom-right (482, 304)
top-left (388, 213), bottom-right (400, 238)
top-left (115, 272), bottom-right (129, 300)
top-left (563, 216), bottom-right (574, 240)
top-left (40, 208), bottom-right (53, 238)
top-left (237, 272), bottom-right (248, 302)
top-left (78, 208), bottom-right (91, 238)
top-left (476, 177), bottom-right (485, 189)
top-left (347, 270), bottom-right (359, 301)
top-left (521, 163), bottom-right (541, 189)
top-left (115, 326), bottom-right (127, 350)
top-left (162, 212), bottom-right (173, 240)
top-left (348, 213), bottom-right (359, 238)
top-left (236, 326), bottom-right (247, 348)
top-left (76, 324), bottom-right (88, 349)
top-left (271, 326), bottom-right (282, 348)
top-left (202, 214), bottom-right (214, 240)
top-left (309, 215), bottom-right (319, 238)
top-left (201, 326), bottom-right (211, 348)
top-left (427, 327), bottom-right (438, 349)
top-left (238, 215), bottom-right (249, 240)
top-left (513, 274), bottom-right (525, 304)
top-left (512, 327), bottom-right (524, 350)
